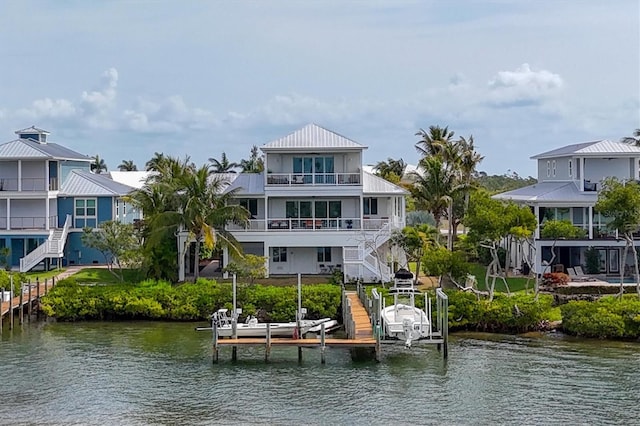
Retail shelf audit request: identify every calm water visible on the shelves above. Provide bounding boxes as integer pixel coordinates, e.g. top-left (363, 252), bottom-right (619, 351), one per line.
top-left (1, 321), bottom-right (639, 425)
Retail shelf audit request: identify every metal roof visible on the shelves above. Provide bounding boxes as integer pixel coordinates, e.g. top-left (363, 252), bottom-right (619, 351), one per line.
top-left (60, 170), bottom-right (135, 196)
top-left (14, 126), bottom-right (50, 135)
top-left (261, 124), bottom-right (367, 151)
top-left (493, 181), bottom-right (597, 204)
top-left (0, 138), bottom-right (91, 161)
top-left (363, 171), bottom-right (408, 195)
top-left (532, 140), bottom-right (640, 159)
top-left (108, 171), bottom-right (153, 189)
top-left (224, 173), bottom-right (265, 195)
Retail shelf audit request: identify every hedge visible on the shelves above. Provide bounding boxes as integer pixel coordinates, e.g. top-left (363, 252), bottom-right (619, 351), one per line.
top-left (560, 296), bottom-right (640, 339)
top-left (41, 278), bottom-right (342, 322)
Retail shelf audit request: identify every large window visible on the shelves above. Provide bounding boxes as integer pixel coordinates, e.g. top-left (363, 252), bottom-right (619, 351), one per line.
top-left (293, 156), bottom-right (335, 184)
top-left (317, 247), bottom-right (332, 262)
top-left (363, 198), bottom-right (378, 215)
top-left (239, 199), bottom-right (258, 217)
top-left (75, 198), bottom-right (97, 228)
top-left (272, 247), bottom-right (287, 263)
top-left (314, 201), bottom-right (341, 218)
top-left (286, 201), bottom-right (312, 218)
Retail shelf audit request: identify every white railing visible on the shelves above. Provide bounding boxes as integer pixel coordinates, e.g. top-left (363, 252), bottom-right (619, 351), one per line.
top-left (18, 214), bottom-right (71, 272)
top-left (0, 177), bottom-right (48, 191)
top-left (228, 217), bottom-right (366, 231)
top-left (266, 172), bottom-right (361, 186)
top-left (2, 216), bottom-right (57, 230)
top-left (57, 214), bottom-right (72, 255)
top-left (19, 241), bottom-right (50, 272)
top-left (343, 246), bottom-right (362, 261)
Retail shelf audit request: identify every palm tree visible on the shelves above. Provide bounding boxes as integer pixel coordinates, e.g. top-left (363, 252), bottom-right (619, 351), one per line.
top-left (209, 152), bottom-right (239, 173)
top-left (118, 160), bottom-right (138, 171)
top-left (621, 129), bottom-right (640, 146)
top-left (91, 155), bottom-right (107, 174)
top-left (240, 145), bottom-right (264, 173)
top-left (410, 156), bottom-right (456, 234)
top-left (145, 152), bottom-right (166, 171)
top-left (415, 125), bottom-right (455, 159)
top-left (374, 157), bottom-right (407, 182)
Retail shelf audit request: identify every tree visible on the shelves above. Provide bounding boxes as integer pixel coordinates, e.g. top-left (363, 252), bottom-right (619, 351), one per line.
top-left (395, 224), bottom-right (438, 283)
top-left (223, 254), bottom-right (267, 285)
top-left (91, 155), bottom-right (107, 174)
top-left (240, 145), bottom-right (264, 173)
top-left (621, 129), bottom-right (640, 146)
top-left (118, 160), bottom-right (138, 171)
top-left (595, 177), bottom-right (640, 297)
top-left (410, 156), bottom-right (456, 235)
top-left (145, 152), bottom-right (166, 171)
top-left (374, 158), bottom-right (407, 183)
top-left (415, 125), bottom-right (455, 159)
top-left (209, 152), bottom-right (239, 173)
top-left (465, 191), bottom-right (537, 300)
top-left (81, 221), bottom-right (140, 281)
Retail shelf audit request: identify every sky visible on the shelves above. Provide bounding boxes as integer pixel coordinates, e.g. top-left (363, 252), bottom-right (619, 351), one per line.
top-left (0, 0), bottom-right (638, 177)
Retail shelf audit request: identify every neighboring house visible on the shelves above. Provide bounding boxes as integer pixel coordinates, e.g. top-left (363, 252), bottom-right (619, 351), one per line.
top-left (212, 123), bottom-right (408, 283)
top-left (494, 139), bottom-right (640, 276)
top-left (0, 127), bottom-right (140, 271)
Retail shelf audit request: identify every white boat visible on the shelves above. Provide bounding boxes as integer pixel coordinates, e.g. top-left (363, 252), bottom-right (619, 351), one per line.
top-left (306, 319), bottom-right (340, 334)
top-left (380, 269), bottom-right (431, 347)
top-left (205, 309), bottom-right (332, 338)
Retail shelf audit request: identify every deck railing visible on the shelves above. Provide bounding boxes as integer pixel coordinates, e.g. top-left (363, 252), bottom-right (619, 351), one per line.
top-left (0, 215), bottom-right (58, 230)
top-left (266, 172), bottom-right (360, 186)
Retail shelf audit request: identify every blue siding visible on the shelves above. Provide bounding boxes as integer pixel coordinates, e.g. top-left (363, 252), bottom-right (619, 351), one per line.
top-left (97, 197), bottom-right (113, 224)
top-left (0, 235), bottom-right (48, 266)
top-left (60, 161), bottom-right (91, 185)
top-left (65, 231), bottom-right (107, 266)
top-left (58, 197), bottom-right (74, 227)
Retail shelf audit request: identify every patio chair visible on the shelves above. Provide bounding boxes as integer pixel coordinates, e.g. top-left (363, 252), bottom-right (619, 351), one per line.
top-left (568, 266), bottom-right (593, 282)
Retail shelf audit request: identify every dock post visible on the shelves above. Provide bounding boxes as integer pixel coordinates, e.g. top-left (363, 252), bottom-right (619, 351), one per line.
top-left (443, 294), bottom-right (448, 359)
top-left (231, 319), bottom-right (237, 362)
top-left (45, 278), bottom-right (48, 295)
top-left (19, 283), bottom-right (23, 325)
top-left (36, 278), bottom-right (40, 317)
top-left (320, 323), bottom-right (326, 364)
top-left (0, 287), bottom-right (3, 334)
top-left (9, 280), bottom-right (14, 330)
top-left (265, 323), bottom-right (271, 362)
top-left (212, 321), bottom-right (218, 364)
top-left (297, 273), bottom-right (302, 363)
top-left (27, 280), bottom-right (32, 321)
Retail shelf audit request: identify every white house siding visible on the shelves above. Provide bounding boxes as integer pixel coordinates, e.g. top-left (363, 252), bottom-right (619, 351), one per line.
top-left (584, 158), bottom-right (630, 183)
top-left (0, 161), bottom-right (18, 189)
top-left (10, 199), bottom-right (47, 228)
top-left (269, 246), bottom-right (343, 275)
top-left (537, 157), bottom-right (571, 181)
top-left (265, 152), bottom-right (361, 174)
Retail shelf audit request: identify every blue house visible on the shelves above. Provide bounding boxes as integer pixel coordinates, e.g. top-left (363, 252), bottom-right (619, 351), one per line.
top-left (0, 126), bottom-right (139, 271)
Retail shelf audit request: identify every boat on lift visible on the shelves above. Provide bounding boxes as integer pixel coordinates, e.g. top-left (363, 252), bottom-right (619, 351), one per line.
top-left (379, 268), bottom-right (431, 347)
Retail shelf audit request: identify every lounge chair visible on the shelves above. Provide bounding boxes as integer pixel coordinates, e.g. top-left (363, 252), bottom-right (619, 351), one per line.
top-left (568, 266), bottom-right (595, 282)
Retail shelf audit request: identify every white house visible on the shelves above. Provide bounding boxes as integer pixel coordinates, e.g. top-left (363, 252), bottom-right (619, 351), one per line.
top-left (494, 139), bottom-right (640, 276)
top-left (214, 123), bottom-right (408, 283)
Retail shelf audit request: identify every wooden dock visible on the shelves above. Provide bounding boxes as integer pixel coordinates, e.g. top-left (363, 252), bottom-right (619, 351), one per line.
top-left (0, 277), bottom-right (56, 332)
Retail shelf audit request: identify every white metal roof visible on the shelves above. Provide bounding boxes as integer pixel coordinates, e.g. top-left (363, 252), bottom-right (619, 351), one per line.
top-left (14, 126), bottom-right (50, 135)
top-left (363, 171), bottom-right (408, 195)
top-left (0, 138), bottom-right (91, 161)
top-left (493, 181), bottom-right (597, 204)
top-left (532, 140), bottom-right (640, 159)
top-left (261, 124), bottom-right (367, 151)
top-left (108, 171), bottom-right (153, 189)
top-left (224, 173), bottom-right (265, 195)
top-left (60, 170), bottom-right (136, 196)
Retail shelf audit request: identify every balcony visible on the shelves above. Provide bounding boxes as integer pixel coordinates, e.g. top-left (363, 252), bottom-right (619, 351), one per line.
top-left (227, 217), bottom-right (391, 232)
top-left (0, 215), bottom-right (58, 230)
top-left (266, 172), bottom-right (360, 186)
top-left (0, 178), bottom-right (57, 192)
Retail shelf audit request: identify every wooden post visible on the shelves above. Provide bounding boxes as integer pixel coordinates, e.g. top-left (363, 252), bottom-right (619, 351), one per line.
top-left (36, 278), bottom-right (40, 317)
top-left (443, 295), bottom-right (449, 359)
top-left (297, 273), bottom-right (302, 362)
top-left (45, 278), bottom-right (48, 295)
top-left (0, 287), bottom-right (4, 334)
top-left (265, 323), bottom-right (271, 362)
top-left (212, 321), bottom-right (218, 364)
top-left (19, 283), bottom-right (23, 325)
top-left (27, 281), bottom-right (32, 321)
top-left (320, 323), bottom-right (326, 364)
top-left (231, 319), bottom-right (237, 362)
top-left (9, 279), bottom-right (14, 330)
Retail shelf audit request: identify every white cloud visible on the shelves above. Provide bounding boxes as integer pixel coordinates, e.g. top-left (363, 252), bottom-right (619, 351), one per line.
top-left (487, 63), bottom-right (564, 107)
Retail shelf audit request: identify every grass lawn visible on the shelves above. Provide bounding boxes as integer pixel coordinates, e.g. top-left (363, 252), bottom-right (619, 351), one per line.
top-left (468, 263), bottom-right (534, 293)
top-left (24, 268), bottom-right (67, 281)
top-left (70, 268), bottom-right (143, 284)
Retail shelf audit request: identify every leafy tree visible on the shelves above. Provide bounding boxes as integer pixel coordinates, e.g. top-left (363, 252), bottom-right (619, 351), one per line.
top-left (118, 160), bottom-right (138, 171)
top-left (477, 171), bottom-right (537, 193)
top-left (240, 145), bottom-right (264, 173)
top-left (145, 152), bottom-right (166, 171)
top-left (541, 220), bottom-right (586, 239)
top-left (223, 254), bottom-right (267, 285)
top-left (209, 152), bottom-right (239, 173)
top-left (394, 224), bottom-right (438, 283)
top-left (81, 221), bottom-right (140, 281)
top-left (595, 177), bottom-right (640, 297)
top-left (421, 245), bottom-right (471, 287)
top-left (584, 247), bottom-right (601, 274)
top-left (410, 156), bottom-right (456, 234)
top-left (374, 158), bottom-right (407, 183)
top-left (91, 155), bottom-right (107, 174)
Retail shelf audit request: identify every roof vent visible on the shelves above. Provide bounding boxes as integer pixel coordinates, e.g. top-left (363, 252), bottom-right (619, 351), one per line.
top-left (15, 126), bottom-right (50, 144)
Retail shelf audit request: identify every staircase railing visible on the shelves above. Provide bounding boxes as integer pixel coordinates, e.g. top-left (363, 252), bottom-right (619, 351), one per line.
top-left (19, 214), bottom-right (72, 272)
top-left (19, 241), bottom-right (50, 272)
top-left (57, 214), bottom-right (72, 255)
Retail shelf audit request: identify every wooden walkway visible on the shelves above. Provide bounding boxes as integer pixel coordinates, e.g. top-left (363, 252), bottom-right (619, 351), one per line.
top-left (345, 291), bottom-right (375, 341)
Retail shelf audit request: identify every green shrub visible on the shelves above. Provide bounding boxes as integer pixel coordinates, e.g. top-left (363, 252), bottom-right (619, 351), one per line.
top-left (560, 296), bottom-right (640, 339)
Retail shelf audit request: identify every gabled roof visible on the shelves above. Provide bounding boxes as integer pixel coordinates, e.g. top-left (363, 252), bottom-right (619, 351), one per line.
top-left (493, 181), bottom-right (597, 204)
top-left (108, 171), bottom-right (153, 189)
top-left (363, 171), bottom-right (408, 195)
top-left (261, 123), bottom-right (367, 151)
top-left (223, 173), bottom-right (264, 195)
top-left (0, 138), bottom-right (91, 161)
top-left (531, 140), bottom-right (640, 159)
top-left (60, 170), bottom-right (135, 196)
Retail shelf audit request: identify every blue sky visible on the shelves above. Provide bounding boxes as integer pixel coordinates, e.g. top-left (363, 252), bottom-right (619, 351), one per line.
top-left (0, 1), bottom-right (638, 176)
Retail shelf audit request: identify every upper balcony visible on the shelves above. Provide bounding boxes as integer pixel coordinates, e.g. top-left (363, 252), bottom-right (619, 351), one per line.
top-left (0, 177), bottom-right (59, 192)
top-left (266, 172), bottom-right (360, 187)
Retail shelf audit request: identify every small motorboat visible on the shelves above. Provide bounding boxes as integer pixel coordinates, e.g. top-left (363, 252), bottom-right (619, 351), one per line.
top-left (201, 309), bottom-right (332, 338)
top-left (379, 269), bottom-right (431, 347)
top-left (306, 319), bottom-right (340, 334)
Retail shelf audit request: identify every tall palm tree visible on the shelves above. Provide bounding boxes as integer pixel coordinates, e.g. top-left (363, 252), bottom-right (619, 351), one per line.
top-left (621, 129), bottom-right (640, 146)
top-left (145, 152), bottom-right (166, 171)
top-left (374, 157), bottom-right (407, 182)
top-left (209, 152), bottom-right (239, 173)
top-left (410, 156), bottom-right (456, 233)
top-left (91, 155), bottom-right (107, 174)
top-left (415, 125), bottom-right (455, 159)
top-left (240, 145), bottom-right (264, 173)
top-left (118, 160), bottom-right (138, 171)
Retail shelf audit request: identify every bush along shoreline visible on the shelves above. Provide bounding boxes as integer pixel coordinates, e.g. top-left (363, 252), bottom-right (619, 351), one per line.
top-left (41, 278), bottom-right (640, 340)
top-left (41, 278), bottom-right (342, 322)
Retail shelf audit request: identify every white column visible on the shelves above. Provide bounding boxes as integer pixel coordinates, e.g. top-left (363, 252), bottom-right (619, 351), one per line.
top-left (45, 160), bottom-right (49, 191)
top-left (6, 199), bottom-right (10, 230)
top-left (580, 157), bottom-right (585, 191)
top-left (534, 205), bottom-right (540, 239)
top-left (45, 197), bottom-right (50, 230)
top-left (588, 206), bottom-right (593, 239)
top-left (263, 244), bottom-right (270, 278)
top-left (222, 246), bottom-right (229, 279)
top-left (264, 196), bottom-right (269, 230)
top-left (17, 160), bottom-right (22, 191)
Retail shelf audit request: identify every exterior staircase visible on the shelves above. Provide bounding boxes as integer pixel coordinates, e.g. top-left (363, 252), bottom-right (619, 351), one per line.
top-left (19, 214), bottom-right (72, 272)
top-left (343, 221), bottom-right (395, 283)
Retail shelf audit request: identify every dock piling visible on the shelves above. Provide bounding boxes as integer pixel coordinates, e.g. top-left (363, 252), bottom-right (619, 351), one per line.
top-left (9, 280), bottom-right (14, 330)
top-left (265, 323), bottom-right (271, 362)
top-left (212, 321), bottom-right (219, 364)
top-left (19, 284), bottom-right (23, 325)
top-left (231, 319), bottom-right (238, 362)
top-left (320, 323), bottom-right (326, 364)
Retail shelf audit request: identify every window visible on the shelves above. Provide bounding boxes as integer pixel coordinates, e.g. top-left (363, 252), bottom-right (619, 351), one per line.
top-left (293, 156), bottom-right (335, 184)
top-left (239, 199), bottom-right (258, 217)
top-left (286, 201), bottom-right (312, 218)
top-left (272, 247), bottom-right (287, 262)
top-left (314, 201), bottom-right (341, 218)
top-left (363, 198), bottom-right (378, 215)
top-left (75, 198), bottom-right (97, 228)
top-left (552, 160), bottom-right (556, 177)
top-left (317, 247), bottom-right (332, 262)
top-left (546, 161), bottom-right (550, 177)
top-left (568, 160), bottom-right (573, 178)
